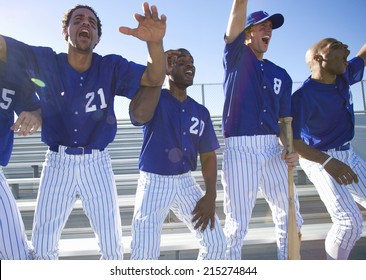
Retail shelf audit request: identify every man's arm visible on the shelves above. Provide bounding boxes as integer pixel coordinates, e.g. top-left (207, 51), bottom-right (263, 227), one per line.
top-left (293, 139), bottom-right (358, 185)
top-left (192, 151), bottom-right (218, 232)
top-left (119, 3), bottom-right (166, 87)
top-left (356, 43), bottom-right (366, 65)
top-left (129, 86), bottom-right (161, 124)
top-left (129, 49), bottom-right (181, 124)
top-left (121, 3), bottom-right (166, 124)
top-left (225, 0), bottom-right (248, 44)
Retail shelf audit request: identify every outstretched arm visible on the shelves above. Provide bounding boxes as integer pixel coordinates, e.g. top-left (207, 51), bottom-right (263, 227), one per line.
top-left (225, 0), bottom-right (248, 44)
top-left (119, 2), bottom-right (166, 87)
top-left (129, 86), bottom-right (161, 124)
top-left (356, 43), bottom-right (366, 66)
top-left (293, 139), bottom-right (359, 185)
top-left (192, 151), bottom-right (218, 232)
top-left (129, 49), bottom-right (180, 124)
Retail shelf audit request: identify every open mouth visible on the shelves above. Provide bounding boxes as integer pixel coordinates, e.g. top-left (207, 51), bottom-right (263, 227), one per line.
top-left (185, 70), bottom-right (194, 78)
top-left (343, 56), bottom-right (349, 66)
top-left (262, 35), bottom-right (270, 45)
top-left (79, 28), bottom-right (90, 39)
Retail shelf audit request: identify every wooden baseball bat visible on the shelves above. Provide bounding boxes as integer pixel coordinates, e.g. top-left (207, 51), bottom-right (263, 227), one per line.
top-left (283, 117), bottom-right (301, 260)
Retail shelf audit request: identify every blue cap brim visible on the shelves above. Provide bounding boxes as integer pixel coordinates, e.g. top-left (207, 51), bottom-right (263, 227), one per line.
top-left (245, 13), bottom-right (284, 30)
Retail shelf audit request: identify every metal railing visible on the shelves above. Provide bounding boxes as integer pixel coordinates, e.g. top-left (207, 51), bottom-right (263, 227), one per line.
top-left (186, 80), bottom-right (366, 117)
top-left (113, 80), bottom-right (365, 120)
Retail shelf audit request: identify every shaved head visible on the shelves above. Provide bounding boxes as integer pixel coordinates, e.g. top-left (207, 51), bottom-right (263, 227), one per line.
top-left (305, 38), bottom-right (337, 68)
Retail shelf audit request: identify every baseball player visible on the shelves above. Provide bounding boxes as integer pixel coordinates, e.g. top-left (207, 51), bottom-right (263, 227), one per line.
top-left (0, 3), bottom-right (166, 260)
top-left (0, 53), bottom-right (41, 259)
top-left (292, 38), bottom-right (366, 259)
top-left (128, 48), bottom-right (226, 260)
top-left (221, 0), bottom-right (302, 260)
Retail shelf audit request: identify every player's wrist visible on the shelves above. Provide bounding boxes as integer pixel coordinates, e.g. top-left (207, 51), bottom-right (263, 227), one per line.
top-left (321, 156), bottom-right (333, 169)
top-left (204, 190), bottom-right (217, 199)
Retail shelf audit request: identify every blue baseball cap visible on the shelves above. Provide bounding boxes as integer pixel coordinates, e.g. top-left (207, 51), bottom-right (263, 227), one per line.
top-left (245, 11), bottom-right (284, 30)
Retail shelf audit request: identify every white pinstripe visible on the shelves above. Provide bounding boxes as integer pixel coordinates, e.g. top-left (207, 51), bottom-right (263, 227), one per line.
top-left (0, 169), bottom-right (32, 259)
top-left (222, 135), bottom-right (303, 260)
top-left (31, 147), bottom-right (123, 260)
top-left (299, 147), bottom-right (366, 259)
top-left (131, 171), bottom-right (226, 260)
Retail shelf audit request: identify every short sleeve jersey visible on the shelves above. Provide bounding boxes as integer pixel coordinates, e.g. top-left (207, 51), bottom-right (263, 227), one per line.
top-left (0, 60), bottom-right (41, 166)
top-left (4, 36), bottom-right (146, 150)
top-left (291, 57), bottom-right (364, 151)
top-left (132, 89), bottom-right (220, 175)
top-left (222, 30), bottom-right (292, 137)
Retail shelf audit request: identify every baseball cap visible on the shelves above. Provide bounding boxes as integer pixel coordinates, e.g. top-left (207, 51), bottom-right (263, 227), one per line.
top-left (245, 11), bottom-right (284, 30)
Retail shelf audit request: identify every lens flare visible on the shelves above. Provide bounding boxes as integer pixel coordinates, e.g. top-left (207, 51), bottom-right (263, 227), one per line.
top-left (31, 78), bottom-right (46, 88)
top-left (167, 148), bottom-right (183, 163)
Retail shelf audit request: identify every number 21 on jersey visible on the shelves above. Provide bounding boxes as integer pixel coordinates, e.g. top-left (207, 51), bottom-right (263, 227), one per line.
top-left (190, 117), bottom-right (205, 136)
top-left (85, 88), bottom-right (107, 113)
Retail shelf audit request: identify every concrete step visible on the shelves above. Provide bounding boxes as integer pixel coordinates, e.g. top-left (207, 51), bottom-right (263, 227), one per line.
top-left (56, 222), bottom-right (366, 259)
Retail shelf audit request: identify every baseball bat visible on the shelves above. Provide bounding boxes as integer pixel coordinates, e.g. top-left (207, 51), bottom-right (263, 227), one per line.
top-left (283, 117), bottom-right (301, 260)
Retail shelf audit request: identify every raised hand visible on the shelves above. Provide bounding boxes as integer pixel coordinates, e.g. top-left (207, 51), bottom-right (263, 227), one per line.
top-left (119, 2), bottom-right (167, 43)
top-left (165, 49), bottom-right (181, 74)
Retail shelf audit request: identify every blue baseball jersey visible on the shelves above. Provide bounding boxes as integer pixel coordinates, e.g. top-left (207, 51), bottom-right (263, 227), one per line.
top-left (222, 31), bottom-right (292, 138)
top-left (0, 60), bottom-right (41, 166)
top-left (4, 36), bottom-right (145, 150)
top-left (291, 57), bottom-right (364, 151)
top-left (131, 89), bottom-right (220, 175)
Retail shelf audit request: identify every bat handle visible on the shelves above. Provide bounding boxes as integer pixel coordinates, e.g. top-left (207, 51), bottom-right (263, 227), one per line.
top-left (282, 117), bottom-right (294, 154)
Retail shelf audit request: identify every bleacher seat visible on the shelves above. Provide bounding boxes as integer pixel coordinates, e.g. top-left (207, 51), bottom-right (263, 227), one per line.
top-left (4, 116), bottom-right (366, 259)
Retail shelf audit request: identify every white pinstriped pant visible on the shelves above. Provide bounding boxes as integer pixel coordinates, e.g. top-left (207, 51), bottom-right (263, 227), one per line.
top-left (32, 147), bottom-right (123, 260)
top-left (221, 135), bottom-right (303, 260)
top-left (130, 171), bottom-right (226, 260)
top-left (0, 168), bottom-right (32, 259)
top-left (300, 147), bottom-right (366, 257)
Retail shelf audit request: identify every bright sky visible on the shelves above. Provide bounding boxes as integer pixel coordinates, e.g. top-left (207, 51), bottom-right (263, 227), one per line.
top-left (1, 0), bottom-right (366, 118)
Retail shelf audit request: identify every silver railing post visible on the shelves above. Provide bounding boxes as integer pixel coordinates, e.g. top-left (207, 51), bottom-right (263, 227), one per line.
top-left (361, 80), bottom-right (366, 112)
top-left (201, 84), bottom-right (205, 107)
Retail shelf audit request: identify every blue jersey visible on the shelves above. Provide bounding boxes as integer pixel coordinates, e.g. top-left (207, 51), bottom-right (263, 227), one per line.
top-left (0, 60), bottom-right (41, 166)
top-left (291, 57), bottom-right (364, 151)
top-left (222, 31), bottom-right (292, 138)
top-left (4, 36), bottom-right (145, 149)
top-left (132, 89), bottom-right (220, 175)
